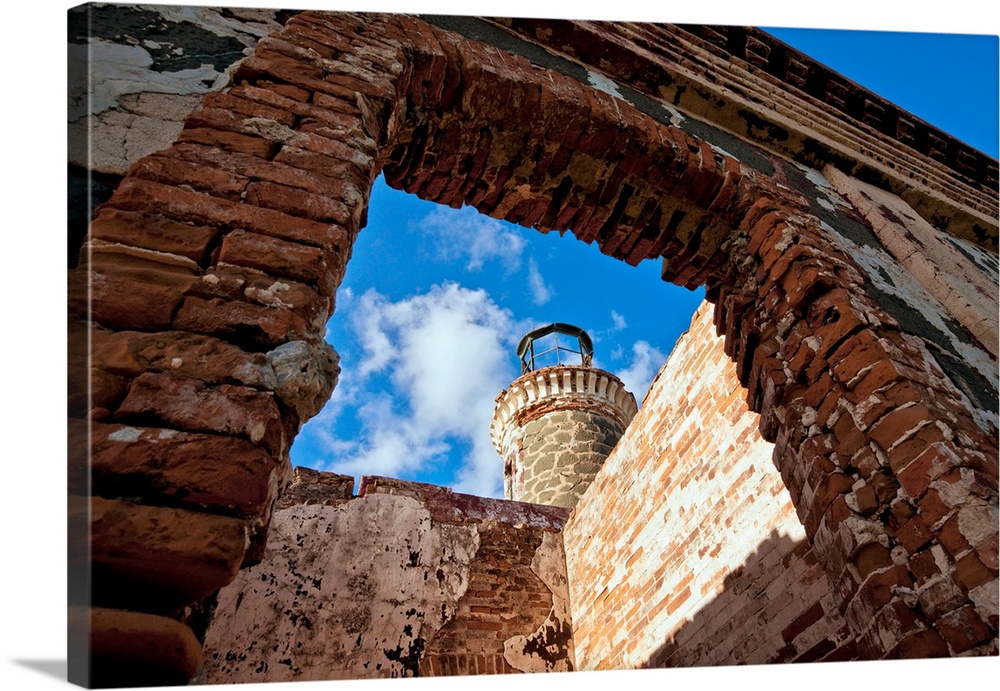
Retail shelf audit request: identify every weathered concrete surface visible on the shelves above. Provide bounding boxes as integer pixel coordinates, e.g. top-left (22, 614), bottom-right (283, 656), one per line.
top-left (202, 473), bottom-right (574, 682)
top-left (203, 492), bottom-right (479, 682)
top-left (68, 3), bottom-right (286, 174)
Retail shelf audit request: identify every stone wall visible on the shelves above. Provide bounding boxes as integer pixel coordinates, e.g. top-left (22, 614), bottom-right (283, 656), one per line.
top-left (510, 409), bottom-right (624, 506)
top-left (202, 472), bottom-right (573, 683)
top-left (492, 365), bottom-right (637, 507)
top-left (565, 301), bottom-right (856, 668)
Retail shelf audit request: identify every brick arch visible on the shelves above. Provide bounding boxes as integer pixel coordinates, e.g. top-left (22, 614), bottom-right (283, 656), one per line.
top-left (70, 10), bottom-right (997, 684)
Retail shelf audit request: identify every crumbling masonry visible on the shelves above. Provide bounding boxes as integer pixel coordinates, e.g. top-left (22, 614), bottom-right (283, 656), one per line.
top-left (68, 5), bottom-right (999, 687)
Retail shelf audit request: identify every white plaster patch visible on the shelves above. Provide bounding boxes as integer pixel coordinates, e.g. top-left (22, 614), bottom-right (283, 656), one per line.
top-left (659, 102), bottom-right (686, 125)
top-left (245, 281), bottom-right (292, 310)
top-left (243, 117), bottom-right (296, 143)
top-left (108, 427), bottom-right (143, 443)
top-left (709, 142), bottom-right (738, 160)
top-left (586, 70), bottom-right (624, 100)
top-left (503, 531), bottom-right (574, 672)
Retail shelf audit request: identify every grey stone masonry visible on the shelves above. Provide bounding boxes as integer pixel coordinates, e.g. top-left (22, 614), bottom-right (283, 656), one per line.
top-left (492, 365), bottom-right (637, 508)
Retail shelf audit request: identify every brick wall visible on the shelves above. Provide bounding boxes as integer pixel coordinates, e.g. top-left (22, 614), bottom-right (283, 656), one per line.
top-left (565, 300), bottom-right (855, 668)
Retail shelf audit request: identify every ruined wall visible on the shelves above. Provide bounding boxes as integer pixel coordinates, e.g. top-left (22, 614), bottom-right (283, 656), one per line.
top-left (70, 8), bottom-right (999, 684)
top-left (565, 301), bottom-right (855, 668)
top-left (68, 4), bottom-right (292, 270)
top-left (202, 472), bottom-right (574, 683)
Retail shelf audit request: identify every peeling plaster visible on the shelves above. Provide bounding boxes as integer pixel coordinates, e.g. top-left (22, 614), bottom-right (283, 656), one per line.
top-left (805, 168), bottom-right (999, 433)
top-left (202, 494), bottom-right (479, 683)
top-left (586, 70), bottom-right (624, 100)
top-left (503, 531), bottom-right (575, 672)
top-left (68, 4), bottom-right (284, 174)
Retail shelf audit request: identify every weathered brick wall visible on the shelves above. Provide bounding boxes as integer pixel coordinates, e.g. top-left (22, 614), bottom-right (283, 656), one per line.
top-left (70, 8), bottom-right (998, 683)
top-left (202, 473), bottom-right (573, 682)
top-left (565, 301), bottom-right (855, 668)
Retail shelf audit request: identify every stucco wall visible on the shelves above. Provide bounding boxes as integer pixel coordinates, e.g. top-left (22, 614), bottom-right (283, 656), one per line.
top-left (202, 472), bottom-right (574, 682)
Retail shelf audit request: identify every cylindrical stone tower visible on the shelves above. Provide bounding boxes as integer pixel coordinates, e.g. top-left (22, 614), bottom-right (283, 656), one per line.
top-left (491, 323), bottom-right (637, 508)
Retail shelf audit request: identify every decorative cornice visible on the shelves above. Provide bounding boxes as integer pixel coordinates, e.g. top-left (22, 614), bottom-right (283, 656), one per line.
top-left (491, 365), bottom-right (638, 453)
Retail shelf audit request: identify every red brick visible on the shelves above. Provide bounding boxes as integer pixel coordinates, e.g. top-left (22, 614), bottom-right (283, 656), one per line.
top-left (185, 265), bottom-right (331, 329)
top-left (75, 496), bottom-right (247, 607)
top-left (88, 420), bottom-right (276, 517)
top-left (856, 564), bottom-right (913, 609)
top-left (781, 601), bottom-right (826, 643)
top-left (868, 403), bottom-right (935, 454)
top-left (895, 514), bottom-right (934, 553)
top-left (126, 153), bottom-right (248, 200)
top-left (173, 296), bottom-right (313, 351)
top-left (952, 551), bottom-right (996, 591)
top-left (166, 142), bottom-right (369, 199)
top-left (893, 627), bottom-right (950, 659)
top-left (115, 371), bottom-right (288, 457)
top-left (244, 180), bottom-right (354, 226)
top-left (89, 208), bottom-right (220, 264)
top-left (90, 329), bottom-right (271, 388)
top-left (176, 127), bottom-right (278, 158)
top-left (936, 605), bottom-right (993, 654)
top-left (199, 90), bottom-right (298, 126)
top-left (73, 270), bottom-right (186, 331)
top-left (105, 178), bottom-right (347, 253)
top-left (850, 543), bottom-right (895, 580)
top-left (219, 229), bottom-right (346, 297)
top-left (88, 607), bottom-right (204, 686)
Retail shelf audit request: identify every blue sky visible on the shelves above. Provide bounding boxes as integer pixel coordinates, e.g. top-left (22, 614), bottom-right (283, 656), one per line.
top-left (288, 22), bottom-right (998, 498)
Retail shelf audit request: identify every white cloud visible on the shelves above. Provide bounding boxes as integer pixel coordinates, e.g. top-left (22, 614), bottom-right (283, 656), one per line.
top-left (610, 310), bottom-right (627, 331)
top-left (615, 340), bottom-right (669, 403)
top-left (415, 205), bottom-right (527, 274)
top-left (526, 258), bottom-right (554, 306)
top-left (302, 282), bottom-right (526, 498)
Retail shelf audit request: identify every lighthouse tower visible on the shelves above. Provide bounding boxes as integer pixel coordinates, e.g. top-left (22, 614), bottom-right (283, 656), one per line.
top-left (491, 323), bottom-right (637, 508)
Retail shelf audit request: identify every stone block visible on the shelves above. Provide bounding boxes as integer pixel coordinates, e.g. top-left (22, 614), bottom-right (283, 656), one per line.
top-left (85, 419), bottom-right (278, 517)
top-left (88, 208), bottom-right (220, 264)
top-left (173, 295), bottom-right (313, 352)
top-left (176, 126), bottom-right (279, 158)
top-left (219, 229), bottom-right (345, 297)
top-left (127, 153), bottom-right (248, 200)
top-left (90, 328), bottom-right (273, 389)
